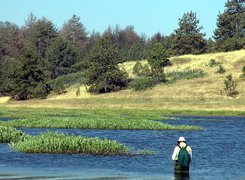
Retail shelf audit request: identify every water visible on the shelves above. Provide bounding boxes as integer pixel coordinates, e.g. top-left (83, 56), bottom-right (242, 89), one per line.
top-left (0, 116), bottom-right (244, 179)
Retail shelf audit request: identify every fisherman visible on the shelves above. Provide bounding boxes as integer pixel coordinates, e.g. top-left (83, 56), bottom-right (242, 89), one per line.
top-left (172, 137), bottom-right (192, 176)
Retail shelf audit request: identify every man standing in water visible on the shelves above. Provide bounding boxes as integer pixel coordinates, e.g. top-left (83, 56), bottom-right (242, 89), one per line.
top-left (172, 137), bottom-right (192, 178)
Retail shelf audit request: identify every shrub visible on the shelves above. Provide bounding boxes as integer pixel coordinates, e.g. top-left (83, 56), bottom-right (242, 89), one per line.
top-left (243, 66), bottom-right (245, 77)
top-left (133, 61), bottom-right (143, 75)
top-left (129, 77), bottom-right (156, 91)
top-left (53, 79), bottom-right (66, 94)
top-left (141, 64), bottom-right (151, 76)
top-left (216, 65), bottom-right (226, 74)
top-left (76, 86), bottom-right (81, 96)
top-left (166, 69), bottom-right (206, 82)
top-left (32, 83), bottom-right (49, 99)
top-left (224, 74), bottom-right (238, 96)
top-left (208, 59), bottom-right (221, 67)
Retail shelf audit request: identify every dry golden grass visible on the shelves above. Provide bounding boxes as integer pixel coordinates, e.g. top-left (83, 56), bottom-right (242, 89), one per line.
top-left (1, 50), bottom-right (245, 111)
top-left (0, 97), bottom-right (10, 104)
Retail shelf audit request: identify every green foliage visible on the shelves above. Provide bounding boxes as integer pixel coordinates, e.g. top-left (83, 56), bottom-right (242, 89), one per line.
top-left (28, 17), bottom-right (58, 58)
top-left (10, 131), bottom-right (130, 155)
top-left (85, 36), bottom-right (128, 93)
top-left (173, 11), bottom-right (207, 55)
top-left (133, 61), bottom-right (143, 75)
top-left (147, 43), bottom-right (171, 82)
top-left (2, 115), bottom-right (202, 131)
top-left (216, 65), bottom-right (226, 74)
top-left (0, 56), bottom-right (17, 96)
top-left (208, 59), bottom-right (221, 67)
top-left (46, 37), bottom-right (78, 79)
top-left (166, 68), bottom-right (206, 82)
top-left (76, 86), bottom-right (81, 96)
top-left (141, 64), bottom-right (151, 76)
top-left (129, 77), bottom-right (156, 91)
top-left (32, 83), bottom-right (49, 99)
top-left (13, 46), bottom-right (50, 100)
top-left (243, 66), bottom-right (245, 76)
top-left (223, 74), bottom-right (238, 96)
top-left (53, 79), bottom-right (66, 95)
top-left (0, 126), bottom-right (25, 143)
top-left (214, 0), bottom-right (245, 51)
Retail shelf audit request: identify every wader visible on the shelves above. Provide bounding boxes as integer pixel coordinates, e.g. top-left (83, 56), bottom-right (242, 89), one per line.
top-left (174, 161), bottom-right (190, 180)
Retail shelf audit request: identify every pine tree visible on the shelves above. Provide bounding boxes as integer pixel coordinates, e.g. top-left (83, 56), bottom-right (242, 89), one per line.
top-left (46, 37), bottom-right (78, 79)
top-left (60, 15), bottom-right (88, 47)
top-left (84, 36), bottom-right (128, 93)
top-left (28, 17), bottom-right (58, 58)
top-left (214, 0), bottom-right (245, 51)
top-left (13, 46), bottom-right (49, 100)
top-left (173, 11), bottom-right (207, 55)
top-left (147, 43), bottom-right (171, 82)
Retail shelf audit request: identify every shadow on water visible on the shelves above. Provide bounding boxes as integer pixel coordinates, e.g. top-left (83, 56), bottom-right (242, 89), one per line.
top-left (0, 116), bottom-right (244, 179)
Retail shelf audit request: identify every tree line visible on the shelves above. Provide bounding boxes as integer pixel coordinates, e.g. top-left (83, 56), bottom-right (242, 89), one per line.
top-left (0, 0), bottom-right (244, 99)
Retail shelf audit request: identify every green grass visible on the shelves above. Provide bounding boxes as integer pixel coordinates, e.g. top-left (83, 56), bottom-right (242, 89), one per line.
top-left (0, 116), bottom-right (202, 130)
top-left (0, 126), bottom-right (26, 143)
top-left (10, 131), bottom-right (130, 155)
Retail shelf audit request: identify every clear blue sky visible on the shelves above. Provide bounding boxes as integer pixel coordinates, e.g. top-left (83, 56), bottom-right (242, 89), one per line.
top-left (0, 0), bottom-right (227, 38)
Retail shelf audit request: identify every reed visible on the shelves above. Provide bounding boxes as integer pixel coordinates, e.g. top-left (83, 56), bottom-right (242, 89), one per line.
top-left (0, 126), bottom-right (25, 143)
top-left (10, 131), bottom-right (130, 155)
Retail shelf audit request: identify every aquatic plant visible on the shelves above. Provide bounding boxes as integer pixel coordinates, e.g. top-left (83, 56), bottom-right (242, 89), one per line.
top-left (2, 116), bottom-right (202, 130)
top-left (0, 126), bottom-right (25, 143)
top-left (10, 131), bottom-right (130, 155)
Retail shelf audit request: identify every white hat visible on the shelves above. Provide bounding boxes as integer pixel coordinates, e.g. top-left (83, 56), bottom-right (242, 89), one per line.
top-left (178, 137), bottom-right (186, 142)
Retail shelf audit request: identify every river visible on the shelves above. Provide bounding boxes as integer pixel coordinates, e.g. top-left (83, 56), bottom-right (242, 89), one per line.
top-left (0, 116), bottom-right (244, 179)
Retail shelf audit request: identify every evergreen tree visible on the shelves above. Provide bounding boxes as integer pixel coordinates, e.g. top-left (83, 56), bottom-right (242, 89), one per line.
top-left (60, 15), bottom-right (88, 47)
top-left (84, 36), bottom-right (128, 93)
top-left (28, 17), bottom-right (58, 58)
top-left (46, 37), bottom-right (78, 79)
top-left (214, 0), bottom-right (245, 51)
top-left (173, 11), bottom-right (207, 55)
top-left (13, 46), bottom-right (49, 100)
top-left (147, 43), bottom-right (171, 82)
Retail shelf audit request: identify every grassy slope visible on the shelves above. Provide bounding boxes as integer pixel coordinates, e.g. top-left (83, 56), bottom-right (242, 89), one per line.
top-left (1, 50), bottom-right (245, 113)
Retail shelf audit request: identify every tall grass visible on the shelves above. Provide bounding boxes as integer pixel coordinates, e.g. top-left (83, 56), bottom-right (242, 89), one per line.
top-left (0, 126), bottom-right (25, 143)
top-left (10, 131), bottom-right (130, 155)
top-left (166, 68), bottom-right (206, 83)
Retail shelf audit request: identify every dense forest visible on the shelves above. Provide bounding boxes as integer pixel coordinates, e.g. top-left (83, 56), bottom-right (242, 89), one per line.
top-left (0, 0), bottom-right (244, 100)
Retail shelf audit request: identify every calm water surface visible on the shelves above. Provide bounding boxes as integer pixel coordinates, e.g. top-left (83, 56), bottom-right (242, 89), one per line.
top-left (0, 116), bottom-right (244, 179)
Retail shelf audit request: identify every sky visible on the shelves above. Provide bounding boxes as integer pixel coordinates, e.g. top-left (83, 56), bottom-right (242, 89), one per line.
top-left (0, 0), bottom-right (228, 38)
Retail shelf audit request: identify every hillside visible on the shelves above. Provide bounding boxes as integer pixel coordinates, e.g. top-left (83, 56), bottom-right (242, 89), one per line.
top-left (1, 50), bottom-right (245, 111)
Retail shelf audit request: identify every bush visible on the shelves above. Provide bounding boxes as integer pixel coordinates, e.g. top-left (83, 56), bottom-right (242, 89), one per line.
top-left (133, 61), bottom-right (143, 75)
top-left (32, 83), bottom-right (49, 99)
top-left (216, 65), bottom-right (226, 74)
top-left (224, 74), bottom-right (238, 96)
top-left (53, 79), bottom-right (66, 95)
top-left (141, 64), bottom-right (151, 76)
top-left (243, 66), bottom-right (245, 77)
top-left (166, 69), bottom-right (206, 82)
top-left (129, 77), bottom-right (156, 91)
top-left (208, 59), bottom-right (221, 67)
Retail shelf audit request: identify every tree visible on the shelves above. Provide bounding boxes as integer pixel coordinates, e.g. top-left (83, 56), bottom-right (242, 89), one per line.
top-left (214, 0), bottom-right (245, 51)
top-left (12, 46), bottom-right (50, 100)
top-left (46, 37), bottom-right (78, 79)
top-left (223, 74), bottom-right (238, 96)
top-left (147, 43), bottom-right (171, 82)
top-left (84, 36), bottom-right (128, 93)
top-left (60, 15), bottom-right (88, 48)
top-left (28, 17), bottom-right (58, 58)
top-left (173, 11), bottom-right (207, 55)
top-left (0, 21), bottom-right (24, 58)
